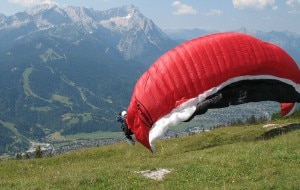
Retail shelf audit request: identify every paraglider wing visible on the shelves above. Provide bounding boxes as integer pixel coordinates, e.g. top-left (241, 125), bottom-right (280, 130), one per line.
top-left (126, 32), bottom-right (300, 152)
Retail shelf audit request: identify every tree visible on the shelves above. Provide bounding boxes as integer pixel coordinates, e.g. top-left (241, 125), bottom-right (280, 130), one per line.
top-left (35, 146), bottom-right (43, 158)
top-left (16, 153), bottom-right (22, 160)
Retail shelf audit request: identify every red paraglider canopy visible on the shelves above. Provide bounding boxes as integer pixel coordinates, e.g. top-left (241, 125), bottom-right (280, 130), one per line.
top-left (126, 32), bottom-right (300, 152)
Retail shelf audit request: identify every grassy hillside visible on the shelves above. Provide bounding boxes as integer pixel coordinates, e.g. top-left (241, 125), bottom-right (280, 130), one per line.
top-left (0, 115), bottom-right (299, 189)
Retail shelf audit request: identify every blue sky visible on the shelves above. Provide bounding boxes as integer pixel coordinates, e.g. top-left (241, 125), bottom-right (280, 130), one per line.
top-left (1, 0), bottom-right (300, 34)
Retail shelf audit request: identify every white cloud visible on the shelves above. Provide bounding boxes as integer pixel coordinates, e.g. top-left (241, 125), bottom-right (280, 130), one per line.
top-left (172, 1), bottom-right (197, 15)
top-left (232, 0), bottom-right (278, 10)
top-left (286, 0), bottom-right (300, 14)
top-left (204, 9), bottom-right (222, 16)
top-left (8, 0), bottom-right (57, 7)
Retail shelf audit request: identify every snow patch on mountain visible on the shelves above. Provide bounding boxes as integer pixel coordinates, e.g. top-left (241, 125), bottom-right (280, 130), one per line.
top-left (100, 13), bottom-right (132, 30)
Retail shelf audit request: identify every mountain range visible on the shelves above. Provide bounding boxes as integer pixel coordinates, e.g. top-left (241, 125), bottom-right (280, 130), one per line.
top-left (0, 4), bottom-right (177, 155)
top-left (0, 4), bottom-right (299, 156)
top-left (164, 28), bottom-right (300, 65)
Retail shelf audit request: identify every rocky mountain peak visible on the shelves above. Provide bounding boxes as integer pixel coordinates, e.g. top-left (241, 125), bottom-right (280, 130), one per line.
top-left (0, 4), bottom-right (174, 61)
top-left (26, 3), bottom-right (59, 16)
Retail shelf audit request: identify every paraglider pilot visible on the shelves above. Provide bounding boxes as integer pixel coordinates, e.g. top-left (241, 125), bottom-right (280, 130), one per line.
top-left (116, 111), bottom-right (135, 144)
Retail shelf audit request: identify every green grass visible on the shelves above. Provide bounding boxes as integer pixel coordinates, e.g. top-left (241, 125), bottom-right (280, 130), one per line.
top-left (22, 67), bottom-right (49, 102)
top-left (30, 106), bottom-right (53, 112)
top-left (0, 120), bottom-right (22, 138)
top-left (64, 131), bottom-right (123, 140)
top-left (0, 118), bottom-right (299, 189)
top-left (22, 67), bottom-right (34, 97)
top-left (46, 131), bottom-right (124, 150)
top-left (52, 94), bottom-right (73, 106)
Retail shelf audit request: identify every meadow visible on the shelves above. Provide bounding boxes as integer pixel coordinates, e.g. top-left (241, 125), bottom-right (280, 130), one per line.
top-left (0, 114), bottom-right (299, 190)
